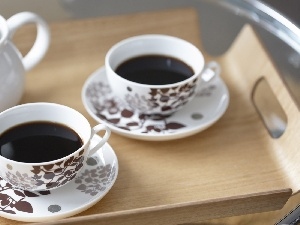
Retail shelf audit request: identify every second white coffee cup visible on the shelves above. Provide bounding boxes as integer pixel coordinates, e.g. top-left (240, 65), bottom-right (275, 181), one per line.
top-left (105, 34), bottom-right (220, 115)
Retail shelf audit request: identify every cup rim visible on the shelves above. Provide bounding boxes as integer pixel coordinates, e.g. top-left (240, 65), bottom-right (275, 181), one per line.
top-left (0, 102), bottom-right (91, 166)
top-left (105, 34), bottom-right (205, 88)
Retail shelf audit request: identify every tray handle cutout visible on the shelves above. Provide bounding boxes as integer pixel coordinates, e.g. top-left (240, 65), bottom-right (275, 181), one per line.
top-left (226, 24), bottom-right (300, 192)
top-left (252, 77), bottom-right (287, 139)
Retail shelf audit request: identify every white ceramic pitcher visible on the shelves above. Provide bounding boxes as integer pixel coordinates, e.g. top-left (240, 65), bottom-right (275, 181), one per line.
top-left (0, 12), bottom-right (50, 112)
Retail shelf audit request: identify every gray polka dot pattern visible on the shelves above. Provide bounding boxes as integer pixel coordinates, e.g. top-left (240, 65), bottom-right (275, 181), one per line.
top-left (48, 205), bottom-right (61, 213)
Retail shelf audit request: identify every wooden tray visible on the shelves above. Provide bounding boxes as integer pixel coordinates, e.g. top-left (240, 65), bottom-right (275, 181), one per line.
top-left (3, 7), bottom-right (299, 225)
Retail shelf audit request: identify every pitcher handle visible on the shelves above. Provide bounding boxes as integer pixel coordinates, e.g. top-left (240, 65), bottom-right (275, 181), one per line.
top-left (0, 15), bottom-right (9, 49)
top-left (7, 12), bottom-right (50, 71)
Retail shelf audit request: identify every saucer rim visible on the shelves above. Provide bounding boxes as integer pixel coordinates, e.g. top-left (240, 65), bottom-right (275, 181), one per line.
top-left (82, 66), bottom-right (229, 141)
top-left (0, 135), bottom-right (119, 222)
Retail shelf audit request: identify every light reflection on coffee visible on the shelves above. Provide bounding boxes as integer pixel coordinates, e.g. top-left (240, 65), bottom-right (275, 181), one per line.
top-left (0, 121), bottom-right (83, 163)
top-left (115, 54), bottom-right (194, 85)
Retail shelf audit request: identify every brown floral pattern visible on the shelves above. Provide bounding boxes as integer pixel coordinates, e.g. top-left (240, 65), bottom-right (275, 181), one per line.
top-left (5, 149), bottom-right (85, 191)
top-left (87, 81), bottom-right (187, 133)
top-left (86, 79), bottom-right (216, 134)
top-left (0, 176), bottom-right (50, 214)
top-left (124, 78), bottom-right (198, 114)
top-left (0, 147), bottom-right (118, 220)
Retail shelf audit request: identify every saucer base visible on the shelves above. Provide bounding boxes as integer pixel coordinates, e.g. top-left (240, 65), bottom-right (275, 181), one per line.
top-left (82, 67), bottom-right (229, 141)
top-left (0, 135), bottom-right (118, 222)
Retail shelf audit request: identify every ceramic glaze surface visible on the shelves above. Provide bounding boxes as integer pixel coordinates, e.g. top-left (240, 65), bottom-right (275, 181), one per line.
top-left (105, 35), bottom-right (220, 115)
top-left (0, 135), bottom-right (118, 222)
top-left (0, 12), bottom-right (50, 112)
top-left (82, 67), bottom-right (229, 141)
top-left (0, 43), bottom-right (25, 111)
top-left (0, 103), bottom-right (111, 191)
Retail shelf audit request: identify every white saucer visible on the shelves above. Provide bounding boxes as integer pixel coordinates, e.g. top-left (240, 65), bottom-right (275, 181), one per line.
top-left (0, 135), bottom-right (118, 222)
top-left (82, 67), bottom-right (229, 141)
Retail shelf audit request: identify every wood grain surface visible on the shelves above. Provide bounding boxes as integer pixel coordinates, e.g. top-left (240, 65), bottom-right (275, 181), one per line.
top-left (1, 7), bottom-right (299, 225)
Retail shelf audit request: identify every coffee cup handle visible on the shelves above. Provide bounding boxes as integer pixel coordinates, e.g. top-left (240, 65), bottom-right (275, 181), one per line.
top-left (88, 124), bottom-right (111, 156)
top-left (200, 61), bottom-right (221, 83)
top-left (7, 12), bottom-right (50, 71)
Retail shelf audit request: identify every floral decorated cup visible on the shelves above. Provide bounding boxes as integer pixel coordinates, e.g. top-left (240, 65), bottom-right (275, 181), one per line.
top-left (0, 103), bottom-right (111, 191)
top-left (0, 12), bottom-right (50, 112)
top-left (105, 34), bottom-right (220, 115)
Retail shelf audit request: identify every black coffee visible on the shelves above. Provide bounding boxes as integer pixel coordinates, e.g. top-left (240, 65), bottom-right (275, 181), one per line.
top-left (0, 121), bottom-right (83, 163)
top-left (115, 55), bottom-right (194, 85)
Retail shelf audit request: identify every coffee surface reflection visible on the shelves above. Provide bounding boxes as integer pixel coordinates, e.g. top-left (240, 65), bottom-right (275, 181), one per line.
top-left (0, 122), bottom-right (83, 163)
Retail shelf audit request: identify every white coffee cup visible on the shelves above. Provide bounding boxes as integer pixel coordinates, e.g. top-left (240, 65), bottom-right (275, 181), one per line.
top-left (0, 103), bottom-right (111, 191)
top-left (0, 12), bottom-right (50, 112)
top-left (105, 34), bottom-right (220, 115)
